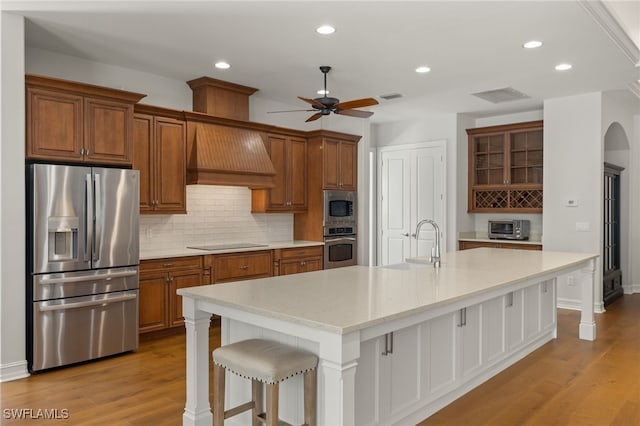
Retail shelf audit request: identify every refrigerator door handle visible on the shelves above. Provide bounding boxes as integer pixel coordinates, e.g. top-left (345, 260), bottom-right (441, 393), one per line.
top-left (93, 173), bottom-right (101, 262)
top-left (85, 173), bottom-right (93, 262)
top-left (38, 293), bottom-right (137, 312)
top-left (38, 270), bottom-right (138, 285)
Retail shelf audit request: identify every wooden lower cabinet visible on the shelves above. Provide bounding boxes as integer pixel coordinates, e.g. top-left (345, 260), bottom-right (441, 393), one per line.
top-left (458, 240), bottom-right (542, 251)
top-left (139, 256), bottom-right (204, 333)
top-left (139, 247), bottom-right (322, 334)
top-left (274, 246), bottom-right (323, 276)
top-left (209, 250), bottom-right (273, 283)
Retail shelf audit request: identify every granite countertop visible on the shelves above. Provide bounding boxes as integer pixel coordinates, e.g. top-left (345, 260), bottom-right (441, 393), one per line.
top-left (140, 240), bottom-right (323, 260)
top-left (458, 232), bottom-right (543, 245)
top-left (178, 248), bottom-right (596, 334)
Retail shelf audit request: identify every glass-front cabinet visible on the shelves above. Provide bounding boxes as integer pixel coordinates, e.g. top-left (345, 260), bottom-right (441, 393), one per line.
top-left (468, 120), bottom-right (543, 212)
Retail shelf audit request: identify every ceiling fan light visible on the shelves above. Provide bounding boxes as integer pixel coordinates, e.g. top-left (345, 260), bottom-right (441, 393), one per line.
top-left (316, 25), bottom-right (335, 35)
top-left (317, 89), bottom-right (329, 95)
top-left (214, 61), bottom-right (231, 69)
top-left (415, 66), bottom-right (431, 73)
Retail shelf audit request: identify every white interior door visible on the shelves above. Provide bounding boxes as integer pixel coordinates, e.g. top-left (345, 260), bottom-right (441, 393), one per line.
top-left (379, 142), bottom-right (445, 265)
top-left (380, 150), bottom-right (411, 265)
top-left (413, 147), bottom-right (444, 258)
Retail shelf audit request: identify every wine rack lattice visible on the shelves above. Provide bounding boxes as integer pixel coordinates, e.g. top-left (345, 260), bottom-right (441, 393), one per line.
top-left (473, 189), bottom-right (542, 210)
top-left (474, 190), bottom-right (508, 209)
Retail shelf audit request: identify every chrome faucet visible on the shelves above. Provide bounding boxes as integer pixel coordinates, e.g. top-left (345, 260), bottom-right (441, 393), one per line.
top-left (415, 219), bottom-right (441, 268)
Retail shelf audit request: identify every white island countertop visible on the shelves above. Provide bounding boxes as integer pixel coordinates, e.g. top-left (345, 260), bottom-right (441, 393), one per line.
top-left (178, 248), bottom-right (597, 335)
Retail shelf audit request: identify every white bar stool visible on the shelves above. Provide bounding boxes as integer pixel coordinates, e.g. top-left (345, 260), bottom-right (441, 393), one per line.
top-left (212, 339), bottom-right (318, 426)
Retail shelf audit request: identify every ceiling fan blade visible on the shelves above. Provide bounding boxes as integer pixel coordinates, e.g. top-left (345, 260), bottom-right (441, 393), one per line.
top-left (335, 109), bottom-right (374, 118)
top-left (267, 109), bottom-right (315, 114)
top-left (298, 96), bottom-right (325, 109)
top-left (334, 97), bottom-right (379, 110)
top-left (305, 113), bottom-right (323, 122)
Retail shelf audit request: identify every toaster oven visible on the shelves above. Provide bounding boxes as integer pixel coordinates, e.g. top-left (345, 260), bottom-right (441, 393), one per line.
top-left (488, 219), bottom-right (530, 240)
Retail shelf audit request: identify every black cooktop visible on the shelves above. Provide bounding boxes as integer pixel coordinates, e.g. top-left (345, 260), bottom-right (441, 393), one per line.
top-left (187, 243), bottom-right (269, 251)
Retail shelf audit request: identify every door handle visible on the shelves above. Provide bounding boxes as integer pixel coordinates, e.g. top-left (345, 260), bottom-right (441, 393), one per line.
top-left (38, 293), bottom-right (137, 312)
top-left (93, 173), bottom-right (101, 262)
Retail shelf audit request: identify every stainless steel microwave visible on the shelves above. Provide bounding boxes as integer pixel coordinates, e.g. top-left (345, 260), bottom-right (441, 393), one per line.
top-left (488, 219), bottom-right (530, 240)
top-left (323, 190), bottom-right (356, 226)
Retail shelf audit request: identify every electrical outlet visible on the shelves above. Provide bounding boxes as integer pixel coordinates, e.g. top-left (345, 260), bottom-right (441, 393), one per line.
top-left (567, 275), bottom-right (575, 286)
top-left (145, 227), bottom-right (153, 239)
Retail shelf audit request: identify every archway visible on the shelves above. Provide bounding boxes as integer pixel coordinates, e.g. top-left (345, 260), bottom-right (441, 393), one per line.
top-left (603, 122), bottom-right (630, 306)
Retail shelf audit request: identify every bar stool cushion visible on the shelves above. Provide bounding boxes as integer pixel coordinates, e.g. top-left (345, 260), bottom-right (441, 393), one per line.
top-left (213, 339), bottom-right (318, 384)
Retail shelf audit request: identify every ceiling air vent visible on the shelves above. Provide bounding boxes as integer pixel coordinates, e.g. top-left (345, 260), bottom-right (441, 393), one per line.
top-left (379, 93), bottom-right (403, 101)
top-left (471, 87), bottom-right (530, 104)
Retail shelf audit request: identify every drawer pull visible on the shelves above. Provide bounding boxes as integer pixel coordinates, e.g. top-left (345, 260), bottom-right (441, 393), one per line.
top-left (239, 265), bottom-right (249, 270)
top-left (163, 263), bottom-right (174, 267)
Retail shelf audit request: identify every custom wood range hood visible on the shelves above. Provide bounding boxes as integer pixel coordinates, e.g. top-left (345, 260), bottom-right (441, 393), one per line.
top-left (184, 76), bottom-right (276, 188)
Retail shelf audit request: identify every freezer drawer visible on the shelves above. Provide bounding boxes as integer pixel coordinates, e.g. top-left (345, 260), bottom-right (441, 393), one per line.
top-left (33, 267), bottom-right (139, 301)
top-left (31, 290), bottom-right (138, 372)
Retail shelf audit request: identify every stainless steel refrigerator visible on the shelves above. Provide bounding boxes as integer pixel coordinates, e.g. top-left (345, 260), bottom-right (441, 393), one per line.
top-left (27, 164), bottom-right (140, 372)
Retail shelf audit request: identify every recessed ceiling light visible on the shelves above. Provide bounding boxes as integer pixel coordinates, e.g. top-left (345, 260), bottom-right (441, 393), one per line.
top-left (316, 25), bottom-right (335, 35)
top-left (555, 63), bottom-right (572, 71)
top-left (415, 66), bottom-right (431, 74)
top-left (317, 89), bottom-right (329, 95)
top-left (523, 40), bottom-right (543, 49)
top-left (214, 61), bottom-right (231, 70)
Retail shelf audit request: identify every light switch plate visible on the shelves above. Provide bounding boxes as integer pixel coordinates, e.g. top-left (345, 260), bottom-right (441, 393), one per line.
top-left (576, 222), bottom-right (590, 232)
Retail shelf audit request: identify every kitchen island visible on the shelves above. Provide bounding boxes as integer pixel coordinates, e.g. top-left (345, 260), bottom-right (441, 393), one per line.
top-left (178, 248), bottom-right (597, 426)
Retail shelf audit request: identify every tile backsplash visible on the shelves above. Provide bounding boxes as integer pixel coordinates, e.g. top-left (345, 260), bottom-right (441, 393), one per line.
top-left (139, 185), bottom-right (293, 252)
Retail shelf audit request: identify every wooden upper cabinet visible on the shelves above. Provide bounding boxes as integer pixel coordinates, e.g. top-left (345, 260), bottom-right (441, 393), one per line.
top-left (26, 87), bottom-right (84, 161)
top-left (133, 106), bottom-right (186, 214)
top-left (322, 138), bottom-right (358, 191)
top-left (251, 133), bottom-right (307, 213)
top-left (84, 97), bottom-right (133, 164)
top-left (467, 120), bottom-right (543, 213)
top-left (25, 74), bottom-right (145, 166)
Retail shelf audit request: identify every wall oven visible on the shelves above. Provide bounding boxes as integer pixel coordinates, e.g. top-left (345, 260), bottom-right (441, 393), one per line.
top-left (324, 190), bottom-right (357, 226)
top-left (324, 225), bottom-right (357, 269)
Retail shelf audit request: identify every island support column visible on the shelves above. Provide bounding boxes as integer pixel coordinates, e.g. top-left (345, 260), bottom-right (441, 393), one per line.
top-left (317, 331), bottom-right (361, 426)
top-left (579, 258), bottom-right (597, 341)
top-left (182, 299), bottom-right (213, 426)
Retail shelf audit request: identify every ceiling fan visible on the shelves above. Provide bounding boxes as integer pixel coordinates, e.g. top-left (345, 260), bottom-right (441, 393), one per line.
top-left (269, 66), bottom-right (379, 122)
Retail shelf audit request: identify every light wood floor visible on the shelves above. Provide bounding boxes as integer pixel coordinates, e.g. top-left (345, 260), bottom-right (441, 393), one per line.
top-left (1, 295), bottom-right (639, 425)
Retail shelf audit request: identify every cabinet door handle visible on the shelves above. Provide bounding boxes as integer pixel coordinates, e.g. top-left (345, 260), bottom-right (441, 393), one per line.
top-left (542, 282), bottom-right (549, 293)
top-left (163, 263), bottom-right (174, 267)
top-left (506, 292), bottom-right (514, 307)
top-left (458, 307), bottom-right (467, 327)
top-left (239, 265), bottom-right (249, 270)
top-left (381, 332), bottom-right (394, 356)
top-left (402, 232), bottom-right (409, 237)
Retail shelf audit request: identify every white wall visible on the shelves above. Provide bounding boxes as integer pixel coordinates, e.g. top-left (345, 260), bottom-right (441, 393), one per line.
top-left (27, 47), bottom-right (192, 110)
top-left (543, 93), bottom-right (604, 311)
top-left (0, 12), bottom-right (28, 381)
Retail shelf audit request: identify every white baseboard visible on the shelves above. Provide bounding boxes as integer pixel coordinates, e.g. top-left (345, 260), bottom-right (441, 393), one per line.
top-left (0, 360), bottom-right (29, 382)
top-left (557, 298), bottom-right (605, 314)
top-left (624, 284), bottom-right (640, 294)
